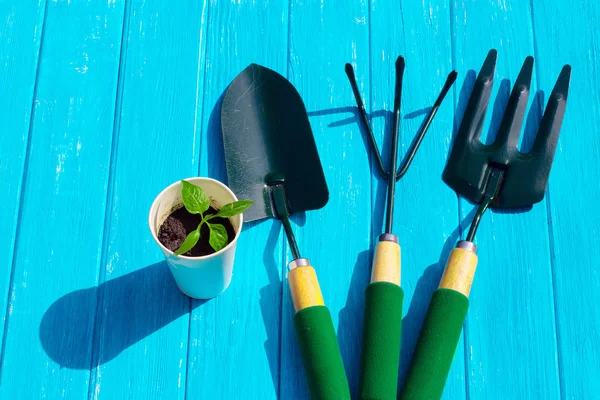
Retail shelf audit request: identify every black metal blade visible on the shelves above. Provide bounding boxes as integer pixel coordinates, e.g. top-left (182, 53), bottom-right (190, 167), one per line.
top-left (443, 51), bottom-right (571, 208)
top-left (221, 64), bottom-right (329, 222)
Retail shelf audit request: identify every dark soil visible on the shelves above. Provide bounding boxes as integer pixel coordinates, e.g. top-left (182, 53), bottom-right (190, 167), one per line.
top-left (158, 205), bottom-right (236, 257)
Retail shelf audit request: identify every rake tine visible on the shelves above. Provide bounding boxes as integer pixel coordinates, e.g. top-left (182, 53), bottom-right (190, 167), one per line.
top-left (345, 63), bottom-right (387, 177)
top-left (391, 56), bottom-right (406, 165)
top-left (494, 56), bottom-right (534, 149)
top-left (384, 56), bottom-right (405, 233)
top-left (532, 64), bottom-right (572, 154)
top-left (396, 70), bottom-right (457, 181)
top-left (455, 49), bottom-right (497, 145)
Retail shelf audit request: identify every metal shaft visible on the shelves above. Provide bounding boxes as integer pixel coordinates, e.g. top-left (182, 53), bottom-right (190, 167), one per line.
top-left (271, 183), bottom-right (301, 260)
top-left (466, 167), bottom-right (504, 242)
top-left (384, 57), bottom-right (404, 233)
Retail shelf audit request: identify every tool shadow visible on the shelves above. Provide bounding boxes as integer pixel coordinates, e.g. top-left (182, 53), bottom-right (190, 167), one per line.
top-left (397, 211), bottom-right (474, 386)
top-left (39, 261), bottom-right (205, 370)
top-left (205, 91), bottom-right (228, 182)
top-left (256, 220), bottom-right (284, 397)
top-left (478, 78), bottom-right (545, 155)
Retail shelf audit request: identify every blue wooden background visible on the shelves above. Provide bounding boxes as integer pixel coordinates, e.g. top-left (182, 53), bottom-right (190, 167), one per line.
top-left (0, 0), bottom-right (597, 399)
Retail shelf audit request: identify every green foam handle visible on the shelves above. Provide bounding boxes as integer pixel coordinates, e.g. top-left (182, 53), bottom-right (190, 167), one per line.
top-left (358, 282), bottom-right (404, 400)
top-left (399, 288), bottom-right (469, 400)
top-left (294, 305), bottom-right (350, 400)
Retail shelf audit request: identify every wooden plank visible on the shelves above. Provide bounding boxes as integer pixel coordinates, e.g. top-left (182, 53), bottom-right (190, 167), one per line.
top-left (0, 0), bottom-right (125, 397)
top-left (185, 1), bottom-right (287, 398)
top-left (452, 0), bottom-right (560, 397)
top-left (0, 0), bottom-right (46, 354)
top-left (89, 0), bottom-right (207, 399)
top-left (530, 1), bottom-right (600, 398)
top-left (281, 1), bottom-right (370, 398)
top-left (369, 0), bottom-right (463, 398)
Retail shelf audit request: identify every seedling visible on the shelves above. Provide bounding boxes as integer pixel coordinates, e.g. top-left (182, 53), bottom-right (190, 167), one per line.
top-left (175, 180), bottom-right (252, 255)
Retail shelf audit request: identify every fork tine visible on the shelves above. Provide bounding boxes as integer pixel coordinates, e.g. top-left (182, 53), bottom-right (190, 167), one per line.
top-left (493, 56), bottom-right (534, 148)
top-left (455, 49), bottom-right (497, 144)
top-left (531, 65), bottom-right (572, 153)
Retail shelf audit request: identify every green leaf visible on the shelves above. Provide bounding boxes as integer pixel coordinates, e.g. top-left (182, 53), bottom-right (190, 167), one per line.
top-left (174, 228), bottom-right (200, 256)
top-left (208, 223), bottom-right (228, 252)
top-left (181, 180), bottom-right (210, 215)
top-left (213, 200), bottom-right (254, 218)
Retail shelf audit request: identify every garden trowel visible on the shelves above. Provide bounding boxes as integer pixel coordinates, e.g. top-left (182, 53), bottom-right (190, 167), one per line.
top-left (221, 64), bottom-right (350, 400)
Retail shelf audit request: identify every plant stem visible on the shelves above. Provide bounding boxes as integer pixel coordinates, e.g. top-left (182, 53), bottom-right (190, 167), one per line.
top-left (197, 213), bottom-right (205, 238)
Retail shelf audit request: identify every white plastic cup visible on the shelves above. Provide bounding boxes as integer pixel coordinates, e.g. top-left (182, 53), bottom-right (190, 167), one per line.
top-left (148, 177), bottom-right (243, 299)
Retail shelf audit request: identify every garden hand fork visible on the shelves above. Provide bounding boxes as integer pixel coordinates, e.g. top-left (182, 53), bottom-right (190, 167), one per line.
top-left (400, 49), bottom-right (571, 399)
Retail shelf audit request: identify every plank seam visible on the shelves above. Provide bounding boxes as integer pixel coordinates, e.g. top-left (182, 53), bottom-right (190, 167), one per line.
top-left (367, 0), bottom-right (373, 240)
top-left (286, 0), bottom-right (292, 80)
top-left (398, 0), bottom-right (406, 52)
top-left (368, 0), bottom-right (375, 246)
top-left (186, 1), bottom-right (212, 398)
top-left (194, 0), bottom-right (211, 179)
top-left (277, 224), bottom-right (284, 400)
top-left (447, 1), bottom-right (470, 399)
top-left (0, 0), bottom-right (49, 386)
top-left (86, 0), bottom-right (132, 397)
top-left (528, 0), bottom-right (564, 397)
top-left (368, 0), bottom-right (375, 255)
top-left (448, 1), bottom-right (469, 398)
top-left (366, 2), bottom-right (375, 398)
top-left (279, 1), bottom-right (292, 398)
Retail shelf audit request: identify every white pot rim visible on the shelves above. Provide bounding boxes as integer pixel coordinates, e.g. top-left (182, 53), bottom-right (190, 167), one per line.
top-left (148, 177), bottom-right (243, 260)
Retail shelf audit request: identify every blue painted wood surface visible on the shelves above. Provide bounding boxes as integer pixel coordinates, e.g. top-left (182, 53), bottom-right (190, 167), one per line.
top-left (453, 2), bottom-right (561, 397)
top-left (0, 1), bottom-right (597, 399)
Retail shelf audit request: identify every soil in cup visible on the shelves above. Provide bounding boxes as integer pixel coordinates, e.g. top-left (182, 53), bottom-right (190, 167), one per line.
top-left (158, 206), bottom-right (236, 257)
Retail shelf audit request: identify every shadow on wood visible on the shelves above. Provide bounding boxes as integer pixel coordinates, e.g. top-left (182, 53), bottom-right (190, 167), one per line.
top-left (484, 78), bottom-right (512, 145)
top-left (522, 90), bottom-right (544, 154)
top-left (257, 220), bottom-right (284, 397)
top-left (452, 69), bottom-right (477, 144)
top-left (39, 262), bottom-right (205, 370)
top-left (206, 90), bottom-right (227, 183)
top-left (404, 107), bottom-right (432, 119)
top-left (336, 250), bottom-right (371, 397)
top-left (397, 208), bottom-right (475, 388)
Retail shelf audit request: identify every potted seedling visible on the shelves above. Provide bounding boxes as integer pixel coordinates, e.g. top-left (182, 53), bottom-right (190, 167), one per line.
top-left (149, 177), bottom-right (252, 299)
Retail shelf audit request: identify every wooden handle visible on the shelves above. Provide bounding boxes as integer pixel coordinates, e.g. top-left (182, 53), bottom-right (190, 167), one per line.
top-left (438, 247), bottom-right (478, 297)
top-left (371, 240), bottom-right (401, 285)
top-left (288, 265), bottom-right (325, 312)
